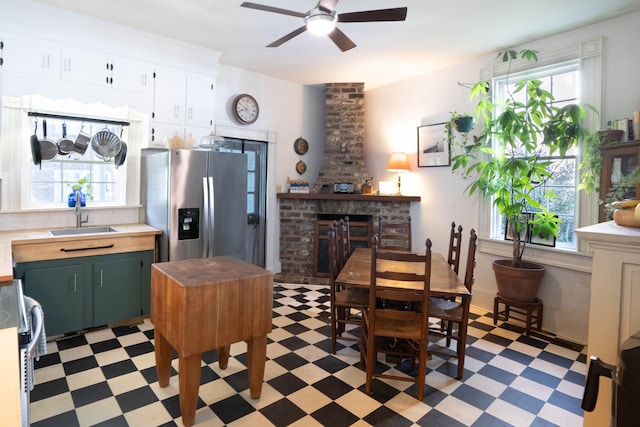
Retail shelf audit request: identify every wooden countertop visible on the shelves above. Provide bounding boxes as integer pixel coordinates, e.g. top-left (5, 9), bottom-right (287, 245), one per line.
top-left (0, 224), bottom-right (161, 284)
top-left (276, 192), bottom-right (420, 202)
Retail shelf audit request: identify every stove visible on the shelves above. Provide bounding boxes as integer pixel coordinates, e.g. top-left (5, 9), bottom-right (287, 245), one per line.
top-left (1, 279), bottom-right (33, 427)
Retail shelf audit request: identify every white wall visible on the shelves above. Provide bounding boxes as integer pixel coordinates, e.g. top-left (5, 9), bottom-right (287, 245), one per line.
top-left (364, 10), bottom-right (640, 344)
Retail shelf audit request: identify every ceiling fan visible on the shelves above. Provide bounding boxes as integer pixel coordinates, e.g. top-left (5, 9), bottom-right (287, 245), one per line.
top-left (240, 1), bottom-right (407, 52)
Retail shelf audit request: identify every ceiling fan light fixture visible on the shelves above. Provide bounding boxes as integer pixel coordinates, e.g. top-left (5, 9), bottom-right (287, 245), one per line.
top-left (305, 8), bottom-right (337, 36)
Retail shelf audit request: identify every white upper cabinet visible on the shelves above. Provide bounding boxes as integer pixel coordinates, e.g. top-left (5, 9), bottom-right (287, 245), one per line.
top-left (152, 66), bottom-right (216, 145)
top-left (61, 47), bottom-right (111, 87)
top-left (110, 55), bottom-right (153, 94)
top-left (152, 66), bottom-right (187, 125)
top-left (1, 35), bottom-right (60, 79)
top-left (185, 73), bottom-right (215, 129)
top-left (60, 47), bottom-right (153, 94)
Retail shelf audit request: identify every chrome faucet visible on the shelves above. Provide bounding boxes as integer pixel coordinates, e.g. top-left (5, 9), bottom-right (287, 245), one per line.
top-left (75, 191), bottom-right (89, 228)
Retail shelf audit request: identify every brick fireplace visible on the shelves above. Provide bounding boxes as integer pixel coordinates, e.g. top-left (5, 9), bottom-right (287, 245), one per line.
top-left (277, 82), bottom-right (420, 276)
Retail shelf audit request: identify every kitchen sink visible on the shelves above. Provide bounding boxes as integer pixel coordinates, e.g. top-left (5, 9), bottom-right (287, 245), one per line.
top-left (48, 226), bottom-right (118, 236)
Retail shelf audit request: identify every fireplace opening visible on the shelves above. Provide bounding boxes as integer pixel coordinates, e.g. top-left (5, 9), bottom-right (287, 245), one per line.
top-left (313, 214), bottom-right (373, 277)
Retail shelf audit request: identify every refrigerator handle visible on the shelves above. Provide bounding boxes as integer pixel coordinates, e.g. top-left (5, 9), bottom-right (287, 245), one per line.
top-left (208, 176), bottom-right (215, 257)
top-left (202, 177), bottom-right (210, 258)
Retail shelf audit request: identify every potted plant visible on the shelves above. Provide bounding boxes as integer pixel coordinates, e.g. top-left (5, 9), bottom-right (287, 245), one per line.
top-left (449, 111), bottom-right (476, 133)
top-left (450, 49), bottom-right (597, 302)
top-left (67, 177), bottom-right (92, 207)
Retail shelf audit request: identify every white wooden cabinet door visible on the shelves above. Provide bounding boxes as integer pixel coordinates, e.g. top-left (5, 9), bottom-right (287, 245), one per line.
top-left (152, 66), bottom-right (186, 125)
top-left (61, 47), bottom-right (111, 87)
top-left (185, 72), bottom-right (215, 129)
top-left (150, 122), bottom-right (184, 147)
top-left (111, 55), bottom-right (153, 94)
top-left (1, 36), bottom-right (60, 79)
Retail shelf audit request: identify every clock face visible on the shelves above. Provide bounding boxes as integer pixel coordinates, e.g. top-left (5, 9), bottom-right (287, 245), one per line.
top-left (233, 94), bottom-right (259, 124)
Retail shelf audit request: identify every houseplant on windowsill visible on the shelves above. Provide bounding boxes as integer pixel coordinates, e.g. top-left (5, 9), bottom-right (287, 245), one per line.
top-left (450, 49), bottom-right (597, 302)
top-left (67, 177), bottom-right (92, 207)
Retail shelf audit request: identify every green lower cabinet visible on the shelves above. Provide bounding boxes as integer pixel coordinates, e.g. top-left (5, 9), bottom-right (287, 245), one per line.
top-left (23, 263), bottom-right (84, 337)
top-left (93, 256), bottom-right (141, 327)
top-left (17, 250), bottom-right (153, 337)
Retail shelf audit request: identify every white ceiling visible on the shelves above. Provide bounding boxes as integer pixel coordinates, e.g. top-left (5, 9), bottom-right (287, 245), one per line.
top-left (32, 0), bottom-right (640, 90)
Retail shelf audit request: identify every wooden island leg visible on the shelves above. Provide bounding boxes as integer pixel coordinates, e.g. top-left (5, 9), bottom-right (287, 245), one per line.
top-left (178, 353), bottom-right (202, 427)
top-left (154, 331), bottom-right (172, 388)
top-left (218, 345), bottom-right (230, 369)
top-left (247, 335), bottom-right (267, 399)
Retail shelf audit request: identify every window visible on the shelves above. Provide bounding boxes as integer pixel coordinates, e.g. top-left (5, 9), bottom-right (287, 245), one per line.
top-left (30, 120), bottom-right (125, 206)
top-left (479, 37), bottom-right (606, 256)
top-left (0, 95), bottom-right (148, 210)
top-left (490, 62), bottom-right (581, 250)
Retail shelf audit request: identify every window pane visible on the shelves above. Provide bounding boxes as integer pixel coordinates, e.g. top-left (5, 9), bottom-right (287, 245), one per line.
top-left (491, 62), bottom-right (580, 250)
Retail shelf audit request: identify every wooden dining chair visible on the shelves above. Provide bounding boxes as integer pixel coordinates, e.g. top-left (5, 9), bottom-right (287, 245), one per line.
top-left (337, 217), bottom-right (351, 269)
top-left (360, 235), bottom-right (432, 400)
top-left (378, 215), bottom-right (412, 251)
top-left (328, 223), bottom-right (369, 354)
top-left (447, 222), bottom-right (463, 274)
top-left (428, 228), bottom-right (478, 380)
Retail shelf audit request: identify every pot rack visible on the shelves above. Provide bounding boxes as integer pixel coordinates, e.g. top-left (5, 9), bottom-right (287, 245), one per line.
top-left (27, 111), bottom-right (130, 127)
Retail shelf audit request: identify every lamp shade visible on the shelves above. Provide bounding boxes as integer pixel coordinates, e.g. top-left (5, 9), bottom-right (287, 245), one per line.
top-left (386, 152), bottom-right (410, 172)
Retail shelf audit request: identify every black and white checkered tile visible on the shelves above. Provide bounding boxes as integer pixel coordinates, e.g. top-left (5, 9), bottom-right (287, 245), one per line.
top-left (31, 284), bottom-right (587, 426)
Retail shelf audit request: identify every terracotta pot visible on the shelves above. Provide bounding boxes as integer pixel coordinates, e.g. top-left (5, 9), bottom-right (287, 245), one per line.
top-left (492, 259), bottom-right (545, 303)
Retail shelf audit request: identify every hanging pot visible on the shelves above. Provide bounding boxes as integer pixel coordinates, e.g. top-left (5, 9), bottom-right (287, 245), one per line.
top-left (57, 122), bottom-right (75, 155)
top-left (114, 141), bottom-right (127, 169)
top-left (91, 127), bottom-right (122, 161)
top-left (73, 124), bottom-right (90, 154)
top-left (39, 119), bottom-right (58, 161)
top-left (30, 120), bottom-right (41, 168)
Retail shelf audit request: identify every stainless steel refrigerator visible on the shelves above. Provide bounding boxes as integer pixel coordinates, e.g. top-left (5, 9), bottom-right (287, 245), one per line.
top-left (141, 148), bottom-right (248, 262)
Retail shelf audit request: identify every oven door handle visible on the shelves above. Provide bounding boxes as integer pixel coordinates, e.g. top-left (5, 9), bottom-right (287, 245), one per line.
top-left (27, 304), bottom-right (44, 359)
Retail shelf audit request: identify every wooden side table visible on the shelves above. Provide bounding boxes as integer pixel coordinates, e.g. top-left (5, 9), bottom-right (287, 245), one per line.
top-left (493, 294), bottom-right (543, 337)
top-left (151, 256), bottom-right (273, 427)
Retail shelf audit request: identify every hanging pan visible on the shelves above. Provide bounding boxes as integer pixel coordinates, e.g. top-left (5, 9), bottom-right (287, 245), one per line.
top-left (57, 122), bottom-right (74, 155)
top-left (30, 120), bottom-right (41, 168)
top-left (73, 123), bottom-right (90, 154)
top-left (114, 141), bottom-right (127, 169)
top-left (39, 119), bottom-right (58, 161)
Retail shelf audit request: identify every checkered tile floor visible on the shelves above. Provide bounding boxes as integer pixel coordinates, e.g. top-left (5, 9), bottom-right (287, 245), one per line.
top-left (31, 283), bottom-right (587, 426)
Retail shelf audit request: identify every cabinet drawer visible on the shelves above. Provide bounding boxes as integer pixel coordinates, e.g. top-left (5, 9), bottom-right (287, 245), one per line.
top-left (12, 235), bottom-right (156, 263)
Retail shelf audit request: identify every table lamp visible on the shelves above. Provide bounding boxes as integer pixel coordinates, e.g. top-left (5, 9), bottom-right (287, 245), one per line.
top-left (386, 152), bottom-right (410, 195)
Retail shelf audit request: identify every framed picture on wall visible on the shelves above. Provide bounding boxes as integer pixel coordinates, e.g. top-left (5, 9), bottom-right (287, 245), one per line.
top-left (417, 122), bottom-right (450, 167)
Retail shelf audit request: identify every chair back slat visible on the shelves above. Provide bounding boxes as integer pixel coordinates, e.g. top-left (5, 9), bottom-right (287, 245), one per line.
top-left (378, 215), bottom-right (412, 251)
top-left (447, 222), bottom-right (463, 274)
top-left (463, 229), bottom-right (478, 292)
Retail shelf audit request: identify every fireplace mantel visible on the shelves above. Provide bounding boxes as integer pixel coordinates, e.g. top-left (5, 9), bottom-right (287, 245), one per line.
top-left (277, 193), bottom-right (420, 202)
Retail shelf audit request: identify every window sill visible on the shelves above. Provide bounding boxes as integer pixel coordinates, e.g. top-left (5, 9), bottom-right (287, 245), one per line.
top-left (479, 236), bottom-right (593, 273)
top-left (1, 205), bottom-right (142, 214)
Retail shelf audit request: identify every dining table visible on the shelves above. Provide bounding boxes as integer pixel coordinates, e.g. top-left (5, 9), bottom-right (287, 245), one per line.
top-left (336, 247), bottom-right (470, 298)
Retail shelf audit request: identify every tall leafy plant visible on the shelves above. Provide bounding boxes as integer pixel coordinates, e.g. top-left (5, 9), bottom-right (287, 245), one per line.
top-left (450, 49), bottom-right (596, 268)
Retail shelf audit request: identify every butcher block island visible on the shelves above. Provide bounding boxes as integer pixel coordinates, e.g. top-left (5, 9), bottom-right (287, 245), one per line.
top-left (151, 256), bottom-right (273, 427)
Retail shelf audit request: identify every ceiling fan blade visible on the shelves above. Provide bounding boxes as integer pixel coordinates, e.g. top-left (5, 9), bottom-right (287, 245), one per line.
top-left (240, 2), bottom-right (305, 18)
top-left (327, 27), bottom-right (356, 52)
top-left (338, 7), bottom-right (408, 23)
top-left (267, 26), bottom-right (307, 47)
top-left (317, 0), bottom-right (339, 13)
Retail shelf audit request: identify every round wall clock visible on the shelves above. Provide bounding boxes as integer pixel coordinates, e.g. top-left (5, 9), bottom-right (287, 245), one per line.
top-left (294, 137), bottom-right (309, 155)
top-left (296, 160), bottom-right (307, 175)
top-left (232, 94), bottom-right (259, 124)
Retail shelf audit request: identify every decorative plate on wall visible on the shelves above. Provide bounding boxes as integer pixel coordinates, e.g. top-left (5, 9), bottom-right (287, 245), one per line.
top-left (294, 137), bottom-right (309, 155)
top-left (296, 160), bottom-right (307, 175)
